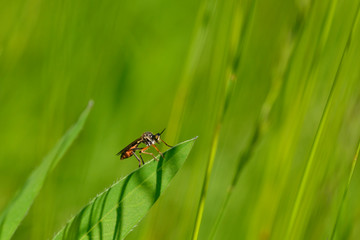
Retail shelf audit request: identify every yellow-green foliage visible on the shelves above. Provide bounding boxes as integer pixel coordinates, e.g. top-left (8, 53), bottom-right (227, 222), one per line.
top-left (0, 0), bottom-right (360, 239)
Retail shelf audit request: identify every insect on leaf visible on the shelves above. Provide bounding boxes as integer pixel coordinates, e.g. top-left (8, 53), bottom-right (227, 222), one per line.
top-left (53, 137), bottom-right (197, 240)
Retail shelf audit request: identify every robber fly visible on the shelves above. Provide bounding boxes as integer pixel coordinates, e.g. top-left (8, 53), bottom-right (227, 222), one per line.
top-left (116, 129), bottom-right (172, 167)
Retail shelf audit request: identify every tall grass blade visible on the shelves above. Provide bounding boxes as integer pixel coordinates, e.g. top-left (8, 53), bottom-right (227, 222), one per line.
top-left (52, 137), bottom-right (197, 240)
top-left (209, 2), bottom-right (308, 238)
top-left (330, 138), bottom-right (360, 239)
top-left (0, 100), bottom-right (94, 240)
top-left (191, 1), bottom-right (239, 238)
top-left (285, 3), bottom-right (360, 238)
top-left (167, 0), bottom-right (217, 143)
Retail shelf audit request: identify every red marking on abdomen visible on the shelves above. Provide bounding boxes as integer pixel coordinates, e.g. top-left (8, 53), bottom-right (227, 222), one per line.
top-left (121, 151), bottom-right (133, 160)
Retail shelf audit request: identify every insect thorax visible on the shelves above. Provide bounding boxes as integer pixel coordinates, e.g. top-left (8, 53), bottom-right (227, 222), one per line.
top-left (142, 132), bottom-right (156, 146)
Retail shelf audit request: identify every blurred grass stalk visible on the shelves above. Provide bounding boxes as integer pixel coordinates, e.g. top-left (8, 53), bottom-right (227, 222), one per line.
top-left (286, 2), bottom-right (360, 239)
top-left (166, 0), bottom-right (217, 143)
top-left (190, 0), bottom-right (243, 238)
top-left (330, 138), bottom-right (360, 239)
top-left (191, 74), bottom-right (235, 240)
top-left (0, 100), bottom-right (93, 240)
top-left (208, 0), bottom-right (304, 237)
top-left (207, 0), bottom-right (358, 237)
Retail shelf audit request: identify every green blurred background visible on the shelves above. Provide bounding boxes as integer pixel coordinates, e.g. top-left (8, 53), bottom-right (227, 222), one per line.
top-left (1, 0), bottom-right (360, 239)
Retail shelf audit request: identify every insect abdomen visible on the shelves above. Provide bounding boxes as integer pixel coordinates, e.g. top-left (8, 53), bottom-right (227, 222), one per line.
top-left (121, 151), bottom-right (133, 159)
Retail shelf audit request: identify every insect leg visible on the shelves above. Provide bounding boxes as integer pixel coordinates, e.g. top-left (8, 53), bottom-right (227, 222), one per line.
top-left (160, 139), bottom-right (173, 148)
top-left (140, 154), bottom-right (145, 165)
top-left (140, 146), bottom-right (158, 161)
top-left (132, 151), bottom-right (142, 167)
top-left (151, 144), bottom-right (164, 159)
top-left (132, 147), bottom-right (145, 165)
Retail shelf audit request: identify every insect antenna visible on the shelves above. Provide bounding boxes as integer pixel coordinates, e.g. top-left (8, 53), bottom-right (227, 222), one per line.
top-left (159, 128), bottom-right (166, 135)
top-left (156, 129), bottom-right (172, 147)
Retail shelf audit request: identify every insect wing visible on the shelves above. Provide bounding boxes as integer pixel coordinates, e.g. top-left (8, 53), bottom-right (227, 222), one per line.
top-left (116, 137), bottom-right (142, 156)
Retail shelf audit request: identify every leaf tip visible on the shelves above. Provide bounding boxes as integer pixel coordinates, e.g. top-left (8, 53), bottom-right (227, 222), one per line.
top-left (88, 100), bottom-right (94, 108)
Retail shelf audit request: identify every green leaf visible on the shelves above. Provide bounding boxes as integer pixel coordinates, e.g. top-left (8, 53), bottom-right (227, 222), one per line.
top-left (0, 100), bottom-right (94, 240)
top-left (53, 137), bottom-right (197, 240)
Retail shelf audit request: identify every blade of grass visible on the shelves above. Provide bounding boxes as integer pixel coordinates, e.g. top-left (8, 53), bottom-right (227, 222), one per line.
top-left (52, 137), bottom-right (197, 240)
top-left (330, 138), bottom-right (360, 239)
top-left (209, 2), bottom-right (308, 238)
top-left (166, 0), bottom-right (217, 143)
top-left (191, 0), bottom-right (238, 236)
top-left (0, 100), bottom-right (94, 240)
top-left (191, 0), bottom-right (262, 237)
top-left (189, 0), bottom-right (257, 238)
top-left (285, 3), bottom-right (360, 238)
